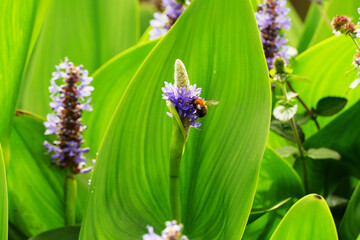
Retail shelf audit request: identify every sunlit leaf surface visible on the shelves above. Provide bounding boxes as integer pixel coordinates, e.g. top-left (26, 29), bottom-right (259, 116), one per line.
top-left (80, 0), bottom-right (271, 238)
top-left (19, 0), bottom-right (140, 117)
top-left (270, 194), bottom-right (338, 240)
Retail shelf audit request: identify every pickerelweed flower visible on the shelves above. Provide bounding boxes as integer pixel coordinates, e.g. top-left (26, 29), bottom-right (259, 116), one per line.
top-left (149, 0), bottom-right (190, 40)
top-left (255, 0), bottom-right (293, 70)
top-left (143, 221), bottom-right (188, 240)
top-left (162, 59), bottom-right (203, 130)
top-left (44, 57), bottom-right (94, 174)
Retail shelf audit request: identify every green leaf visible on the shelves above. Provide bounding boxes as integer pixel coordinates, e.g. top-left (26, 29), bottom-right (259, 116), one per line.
top-left (243, 200), bottom-right (294, 240)
top-left (79, 0), bottom-right (271, 238)
top-left (307, 148), bottom-right (341, 160)
top-left (140, 2), bottom-right (156, 35)
top-left (29, 226), bottom-right (80, 240)
top-left (304, 100), bottom-right (360, 177)
top-left (270, 119), bottom-right (305, 143)
top-left (339, 181), bottom-right (360, 240)
top-left (270, 194), bottom-right (338, 240)
top-left (8, 113), bottom-right (88, 237)
top-left (0, 144), bottom-right (7, 240)
top-left (275, 146), bottom-right (299, 158)
top-left (19, 0), bottom-right (140, 117)
top-left (297, 3), bottom-right (321, 53)
top-left (291, 36), bottom-right (360, 137)
top-left (309, 0), bottom-right (359, 47)
top-left (0, 0), bottom-right (52, 164)
top-left (252, 147), bottom-right (304, 213)
top-left (82, 41), bottom-right (157, 154)
top-left (284, 2), bottom-right (303, 48)
top-left (8, 223), bottom-right (27, 240)
top-left (315, 97), bottom-right (348, 116)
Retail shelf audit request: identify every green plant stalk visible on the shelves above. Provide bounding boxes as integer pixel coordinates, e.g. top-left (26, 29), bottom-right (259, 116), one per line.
top-left (280, 80), bottom-right (309, 194)
top-left (350, 36), bottom-right (360, 51)
top-left (65, 170), bottom-right (77, 226)
top-left (169, 115), bottom-right (186, 222)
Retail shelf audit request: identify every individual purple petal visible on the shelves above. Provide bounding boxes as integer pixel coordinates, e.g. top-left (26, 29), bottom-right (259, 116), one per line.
top-left (44, 114), bottom-right (59, 135)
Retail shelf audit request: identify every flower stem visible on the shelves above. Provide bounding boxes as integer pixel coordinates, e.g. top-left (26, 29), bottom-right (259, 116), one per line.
top-left (65, 170), bottom-right (77, 225)
top-left (169, 113), bottom-right (186, 222)
top-left (280, 80), bottom-right (310, 194)
top-left (350, 36), bottom-right (360, 51)
top-left (286, 82), bottom-right (320, 130)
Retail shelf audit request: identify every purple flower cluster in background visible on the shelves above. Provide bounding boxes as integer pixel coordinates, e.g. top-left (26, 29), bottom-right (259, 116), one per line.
top-left (162, 81), bottom-right (202, 128)
top-left (149, 0), bottom-right (190, 40)
top-left (255, 0), bottom-right (292, 70)
top-left (143, 221), bottom-right (188, 240)
top-left (44, 57), bottom-right (94, 174)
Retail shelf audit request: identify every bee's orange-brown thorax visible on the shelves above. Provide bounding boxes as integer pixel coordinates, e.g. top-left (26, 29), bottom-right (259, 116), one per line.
top-left (193, 98), bottom-right (205, 106)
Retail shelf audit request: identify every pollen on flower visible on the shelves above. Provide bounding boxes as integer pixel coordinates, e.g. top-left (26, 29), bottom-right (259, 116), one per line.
top-left (255, 0), bottom-right (293, 70)
top-left (43, 57), bottom-right (94, 174)
top-left (143, 220), bottom-right (188, 240)
top-left (149, 0), bottom-right (191, 40)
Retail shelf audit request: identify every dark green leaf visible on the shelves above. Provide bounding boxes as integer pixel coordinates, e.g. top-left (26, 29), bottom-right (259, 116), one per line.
top-left (270, 119), bottom-right (305, 143)
top-left (8, 222), bottom-right (27, 240)
top-left (79, 0), bottom-right (271, 238)
top-left (252, 147), bottom-right (304, 213)
top-left (29, 225), bottom-right (80, 240)
top-left (243, 200), bottom-right (295, 240)
top-left (315, 97), bottom-right (347, 116)
top-left (339, 181), bottom-right (360, 240)
top-left (304, 100), bottom-right (360, 177)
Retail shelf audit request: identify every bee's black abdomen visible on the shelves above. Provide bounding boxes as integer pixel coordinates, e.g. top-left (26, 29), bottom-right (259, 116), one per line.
top-left (197, 106), bottom-right (208, 118)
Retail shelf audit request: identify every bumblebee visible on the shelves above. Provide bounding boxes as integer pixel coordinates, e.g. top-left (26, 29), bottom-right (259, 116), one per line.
top-left (191, 98), bottom-right (219, 118)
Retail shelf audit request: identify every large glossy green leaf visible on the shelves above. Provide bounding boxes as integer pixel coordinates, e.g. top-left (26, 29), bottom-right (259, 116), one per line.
top-left (0, 0), bottom-right (52, 163)
top-left (80, 0), bottom-right (271, 238)
top-left (82, 41), bottom-right (157, 155)
top-left (309, 0), bottom-right (359, 47)
top-left (18, 0), bottom-right (140, 117)
top-left (0, 144), bottom-right (7, 240)
top-left (8, 113), bottom-right (89, 237)
top-left (270, 194), bottom-right (338, 240)
top-left (291, 36), bottom-right (360, 137)
top-left (340, 181), bottom-right (360, 240)
top-left (252, 147), bottom-right (304, 213)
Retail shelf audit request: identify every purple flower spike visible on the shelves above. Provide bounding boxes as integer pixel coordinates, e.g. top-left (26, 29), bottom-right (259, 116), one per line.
top-left (255, 0), bottom-right (294, 70)
top-left (149, 0), bottom-right (191, 40)
top-left (44, 57), bottom-right (93, 174)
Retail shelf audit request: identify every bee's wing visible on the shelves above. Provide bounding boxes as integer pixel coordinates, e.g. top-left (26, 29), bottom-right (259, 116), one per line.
top-left (206, 100), bottom-right (219, 106)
